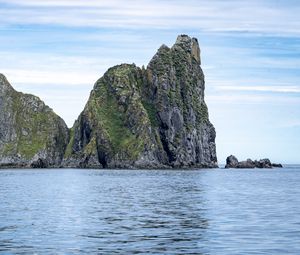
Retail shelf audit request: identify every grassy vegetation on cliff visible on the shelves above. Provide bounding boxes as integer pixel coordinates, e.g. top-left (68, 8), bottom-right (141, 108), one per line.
top-left (87, 64), bottom-right (147, 160)
top-left (64, 126), bottom-right (75, 157)
top-left (141, 100), bottom-right (159, 127)
top-left (3, 89), bottom-right (64, 160)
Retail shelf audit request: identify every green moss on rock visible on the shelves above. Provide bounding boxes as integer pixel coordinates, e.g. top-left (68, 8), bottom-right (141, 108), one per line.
top-left (0, 74), bottom-right (69, 167)
top-left (65, 64), bottom-right (158, 167)
top-left (141, 100), bottom-right (159, 127)
top-left (64, 127), bottom-right (75, 158)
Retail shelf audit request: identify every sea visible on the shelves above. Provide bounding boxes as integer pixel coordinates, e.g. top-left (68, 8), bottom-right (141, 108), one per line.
top-left (0, 166), bottom-right (300, 254)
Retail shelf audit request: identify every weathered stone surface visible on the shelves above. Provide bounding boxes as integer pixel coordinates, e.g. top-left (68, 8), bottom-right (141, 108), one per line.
top-left (63, 35), bottom-right (218, 168)
top-left (225, 155), bottom-right (281, 169)
top-left (0, 74), bottom-right (69, 168)
top-left (238, 159), bottom-right (255, 169)
top-left (254, 159), bottom-right (272, 168)
top-left (225, 155), bottom-right (239, 168)
top-left (63, 64), bottom-right (166, 169)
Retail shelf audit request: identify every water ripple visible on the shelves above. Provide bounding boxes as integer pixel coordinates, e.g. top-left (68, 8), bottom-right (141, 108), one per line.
top-left (0, 168), bottom-right (300, 254)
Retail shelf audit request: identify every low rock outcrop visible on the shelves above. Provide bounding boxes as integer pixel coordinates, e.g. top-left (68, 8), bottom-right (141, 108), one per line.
top-left (0, 74), bottom-right (69, 168)
top-left (225, 155), bottom-right (282, 169)
top-left (271, 163), bottom-right (283, 168)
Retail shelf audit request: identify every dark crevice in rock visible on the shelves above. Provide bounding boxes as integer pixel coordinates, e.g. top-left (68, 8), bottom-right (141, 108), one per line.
top-left (80, 116), bottom-right (92, 147)
top-left (195, 146), bottom-right (200, 164)
top-left (159, 130), bottom-right (176, 164)
top-left (30, 158), bottom-right (49, 168)
top-left (97, 150), bottom-right (108, 168)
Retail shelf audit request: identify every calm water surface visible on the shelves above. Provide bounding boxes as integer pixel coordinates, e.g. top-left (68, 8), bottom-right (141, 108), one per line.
top-left (0, 167), bottom-right (300, 254)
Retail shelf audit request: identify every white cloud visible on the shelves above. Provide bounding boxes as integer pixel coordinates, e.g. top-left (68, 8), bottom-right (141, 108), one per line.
top-left (0, 51), bottom-right (132, 87)
top-left (2, 69), bottom-right (98, 85)
top-left (0, 0), bottom-right (299, 36)
top-left (215, 85), bottom-right (300, 93)
top-left (206, 93), bottom-right (293, 105)
top-left (3, 0), bottom-right (123, 7)
top-left (281, 120), bottom-right (300, 128)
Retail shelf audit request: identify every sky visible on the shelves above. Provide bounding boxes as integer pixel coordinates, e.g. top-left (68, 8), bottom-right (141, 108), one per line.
top-left (0, 0), bottom-right (299, 164)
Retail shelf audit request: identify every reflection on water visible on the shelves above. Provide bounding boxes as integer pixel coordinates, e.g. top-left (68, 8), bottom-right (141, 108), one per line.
top-left (0, 168), bottom-right (300, 254)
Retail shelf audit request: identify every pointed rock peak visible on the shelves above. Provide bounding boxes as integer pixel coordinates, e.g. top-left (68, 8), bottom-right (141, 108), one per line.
top-left (149, 44), bottom-right (170, 65)
top-left (94, 63), bottom-right (141, 91)
top-left (0, 73), bottom-right (8, 83)
top-left (107, 63), bottom-right (137, 72)
top-left (104, 63), bottom-right (139, 78)
top-left (0, 73), bottom-right (14, 92)
top-left (175, 34), bottom-right (191, 44)
top-left (174, 34), bottom-right (201, 64)
top-left (158, 44), bottom-right (170, 52)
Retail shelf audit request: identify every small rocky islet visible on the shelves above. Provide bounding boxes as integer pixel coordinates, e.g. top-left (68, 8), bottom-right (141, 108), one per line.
top-left (225, 155), bottom-right (283, 169)
top-left (0, 35), bottom-right (218, 169)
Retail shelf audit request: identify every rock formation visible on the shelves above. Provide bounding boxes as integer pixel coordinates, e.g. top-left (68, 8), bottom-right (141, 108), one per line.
top-left (225, 155), bottom-right (282, 169)
top-left (0, 74), bottom-right (69, 168)
top-left (63, 35), bottom-right (218, 168)
top-left (0, 35), bottom-right (217, 169)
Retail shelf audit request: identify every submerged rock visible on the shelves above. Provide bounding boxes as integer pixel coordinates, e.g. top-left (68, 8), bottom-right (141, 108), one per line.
top-left (271, 163), bottom-right (283, 168)
top-left (225, 155), bottom-right (281, 169)
top-left (63, 35), bottom-right (218, 169)
top-left (0, 74), bottom-right (69, 168)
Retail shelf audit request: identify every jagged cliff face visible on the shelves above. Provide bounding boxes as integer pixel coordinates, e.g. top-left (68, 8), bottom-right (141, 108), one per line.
top-left (0, 74), bottom-right (69, 168)
top-left (64, 35), bottom-right (217, 168)
top-left (63, 64), bottom-right (167, 168)
top-left (0, 35), bottom-right (217, 169)
top-left (144, 35), bottom-right (217, 167)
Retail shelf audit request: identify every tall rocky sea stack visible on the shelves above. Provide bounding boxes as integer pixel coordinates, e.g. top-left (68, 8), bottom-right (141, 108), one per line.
top-left (64, 35), bottom-right (217, 168)
top-left (0, 74), bottom-right (69, 168)
top-left (0, 35), bottom-right (217, 169)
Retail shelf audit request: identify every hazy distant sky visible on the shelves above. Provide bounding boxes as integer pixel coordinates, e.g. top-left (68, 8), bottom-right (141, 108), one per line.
top-left (0, 0), bottom-right (299, 164)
